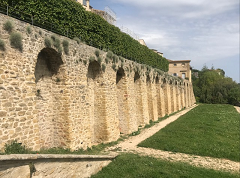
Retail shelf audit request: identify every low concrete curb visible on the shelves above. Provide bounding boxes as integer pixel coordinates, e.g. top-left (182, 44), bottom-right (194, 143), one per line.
top-left (0, 153), bottom-right (118, 178)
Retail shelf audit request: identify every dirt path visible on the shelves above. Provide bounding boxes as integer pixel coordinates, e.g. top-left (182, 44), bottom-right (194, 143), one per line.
top-left (106, 104), bottom-right (240, 174)
top-left (234, 106), bottom-right (240, 113)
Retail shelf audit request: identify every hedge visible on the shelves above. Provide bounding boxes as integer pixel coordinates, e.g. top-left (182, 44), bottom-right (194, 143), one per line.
top-left (1, 0), bottom-right (169, 71)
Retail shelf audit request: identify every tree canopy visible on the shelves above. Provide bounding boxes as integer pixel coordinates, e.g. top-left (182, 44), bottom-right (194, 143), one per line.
top-left (192, 65), bottom-right (240, 106)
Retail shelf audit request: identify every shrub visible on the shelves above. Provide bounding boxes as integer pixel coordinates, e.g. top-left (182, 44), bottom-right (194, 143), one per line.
top-left (51, 35), bottom-right (60, 47)
top-left (83, 60), bottom-right (87, 65)
top-left (113, 55), bottom-right (119, 63)
top-left (73, 37), bottom-right (80, 44)
top-left (89, 56), bottom-right (95, 62)
top-left (0, 39), bottom-right (6, 51)
top-left (121, 62), bottom-right (124, 68)
top-left (134, 65), bottom-right (139, 72)
top-left (10, 32), bottom-right (23, 52)
top-left (51, 35), bottom-right (62, 53)
top-left (95, 49), bottom-right (100, 57)
top-left (119, 56), bottom-right (124, 62)
top-left (3, 20), bottom-right (13, 33)
top-left (97, 57), bottom-right (102, 64)
top-left (112, 64), bottom-right (117, 72)
top-left (44, 37), bottom-right (52, 48)
top-left (62, 40), bottom-right (69, 55)
top-left (102, 63), bottom-right (106, 72)
top-left (4, 140), bottom-right (30, 154)
top-left (39, 30), bottom-right (42, 36)
top-left (105, 57), bottom-right (109, 64)
top-left (107, 51), bottom-right (113, 59)
top-left (26, 26), bottom-right (32, 34)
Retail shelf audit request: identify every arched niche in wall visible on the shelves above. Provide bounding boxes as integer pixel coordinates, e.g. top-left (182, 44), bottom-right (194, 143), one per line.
top-left (116, 67), bottom-right (129, 134)
top-left (155, 76), bottom-right (160, 84)
top-left (134, 72), bottom-right (143, 125)
top-left (87, 61), bottom-right (108, 143)
top-left (155, 76), bottom-right (161, 117)
top-left (175, 81), bottom-right (179, 110)
top-left (134, 72), bottom-right (140, 83)
top-left (87, 61), bottom-right (102, 80)
top-left (35, 48), bottom-right (63, 83)
top-left (34, 47), bottom-right (69, 148)
top-left (146, 75), bottom-right (153, 121)
top-left (162, 78), bottom-right (169, 114)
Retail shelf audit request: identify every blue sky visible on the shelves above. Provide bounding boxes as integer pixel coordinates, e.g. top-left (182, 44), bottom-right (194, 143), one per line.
top-left (90, 0), bottom-right (239, 82)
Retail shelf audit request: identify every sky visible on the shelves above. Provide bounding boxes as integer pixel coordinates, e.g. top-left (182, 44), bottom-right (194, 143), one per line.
top-left (90, 0), bottom-right (240, 82)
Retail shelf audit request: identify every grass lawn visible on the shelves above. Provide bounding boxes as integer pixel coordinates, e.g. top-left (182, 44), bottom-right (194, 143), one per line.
top-left (91, 153), bottom-right (239, 178)
top-left (138, 104), bottom-right (240, 162)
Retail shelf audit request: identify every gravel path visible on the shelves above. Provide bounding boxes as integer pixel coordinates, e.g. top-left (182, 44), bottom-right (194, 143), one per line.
top-left (106, 105), bottom-right (240, 174)
top-left (234, 106), bottom-right (240, 114)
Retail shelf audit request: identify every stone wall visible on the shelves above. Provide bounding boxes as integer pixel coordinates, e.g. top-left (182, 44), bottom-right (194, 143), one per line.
top-left (0, 154), bottom-right (116, 178)
top-left (0, 13), bottom-right (196, 151)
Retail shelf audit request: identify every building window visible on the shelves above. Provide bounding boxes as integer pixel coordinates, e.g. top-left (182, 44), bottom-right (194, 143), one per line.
top-left (182, 73), bottom-right (186, 79)
top-left (174, 63), bottom-right (177, 66)
top-left (83, 0), bottom-right (87, 6)
top-left (182, 63), bottom-right (185, 66)
top-left (173, 73), bottom-right (177, 76)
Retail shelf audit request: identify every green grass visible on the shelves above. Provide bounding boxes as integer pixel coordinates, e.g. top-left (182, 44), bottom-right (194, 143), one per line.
top-left (92, 153), bottom-right (239, 178)
top-left (139, 104), bottom-right (240, 162)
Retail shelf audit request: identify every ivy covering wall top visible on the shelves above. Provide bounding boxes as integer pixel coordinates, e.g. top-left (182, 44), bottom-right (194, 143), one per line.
top-left (1, 0), bottom-right (169, 71)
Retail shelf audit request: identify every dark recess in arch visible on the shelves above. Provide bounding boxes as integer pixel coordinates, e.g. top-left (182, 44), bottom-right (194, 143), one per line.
top-left (87, 61), bottom-right (102, 80)
top-left (134, 72), bottom-right (140, 82)
top-left (35, 48), bottom-right (63, 83)
top-left (116, 68), bottom-right (125, 84)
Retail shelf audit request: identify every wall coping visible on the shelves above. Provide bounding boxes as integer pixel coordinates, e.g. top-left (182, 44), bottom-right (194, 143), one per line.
top-left (0, 153), bottom-right (118, 161)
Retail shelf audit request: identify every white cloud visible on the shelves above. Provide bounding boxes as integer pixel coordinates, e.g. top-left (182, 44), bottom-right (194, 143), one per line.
top-left (104, 0), bottom-right (239, 81)
top-left (111, 0), bottom-right (239, 19)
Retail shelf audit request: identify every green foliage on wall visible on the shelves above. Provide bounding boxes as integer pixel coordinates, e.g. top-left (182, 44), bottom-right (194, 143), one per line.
top-left (2, 0), bottom-right (169, 71)
top-left (0, 39), bottom-right (6, 51)
top-left (3, 20), bottom-right (13, 33)
top-left (10, 32), bottom-right (23, 52)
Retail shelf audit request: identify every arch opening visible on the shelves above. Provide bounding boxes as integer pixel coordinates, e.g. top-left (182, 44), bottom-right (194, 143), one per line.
top-left (162, 78), bottom-right (168, 114)
top-left (116, 68), bottom-right (129, 134)
top-left (35, 47), bottom-right (69, 148)
top-left (87, 61), bottom-right (102, 80)
top-left (35, 48), bottom-right (63, 83)
top-left (146, 76), bottom-right (153, 121)
top-left (134, 72), bottom-right (143, 125)
top-left (155, 76), bottom-right (161, 117)
top-left (87, 61), bottom-right (108, 143)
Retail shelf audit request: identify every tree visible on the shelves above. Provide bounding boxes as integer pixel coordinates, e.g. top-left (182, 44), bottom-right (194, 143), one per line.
top-left (192, 65), bottom-right (240, 106)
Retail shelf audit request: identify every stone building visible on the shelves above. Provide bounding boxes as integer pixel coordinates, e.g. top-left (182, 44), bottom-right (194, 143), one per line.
top-left (168, 60), bottom-right (192, 82)
top-left (76, 0), bottom-right (91, 11)
top-left (152, 49), bottom-right (164, 57)
top-left (138, 39), bottom-right (147, 46)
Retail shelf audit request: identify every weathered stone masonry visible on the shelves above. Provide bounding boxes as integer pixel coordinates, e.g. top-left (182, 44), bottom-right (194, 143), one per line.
top-left (0, 14), bottom-right (196, 151)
